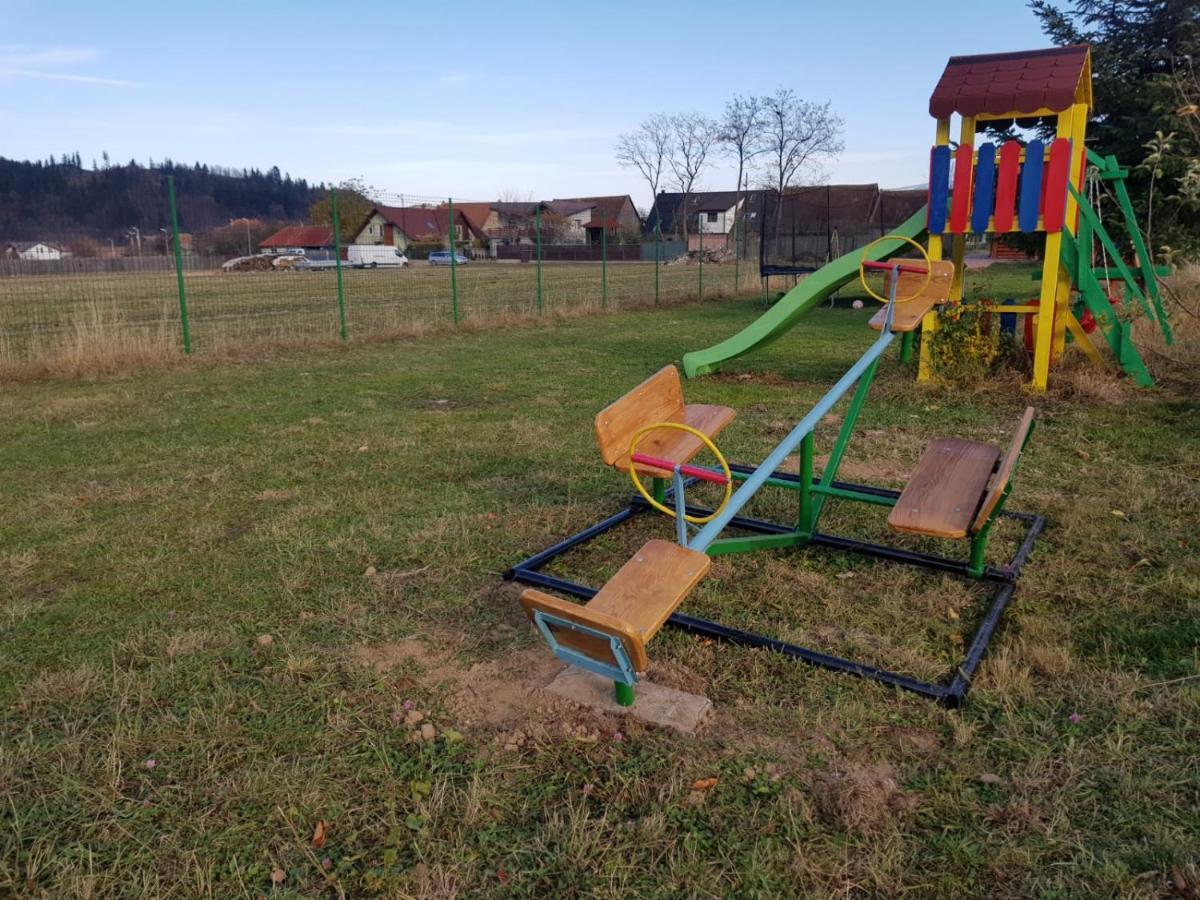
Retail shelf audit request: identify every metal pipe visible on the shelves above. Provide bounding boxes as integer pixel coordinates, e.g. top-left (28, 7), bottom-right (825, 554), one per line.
top-left (690, 288), bottom-right (898, 552)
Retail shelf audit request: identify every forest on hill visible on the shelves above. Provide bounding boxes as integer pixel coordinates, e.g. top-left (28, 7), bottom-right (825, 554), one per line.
top-left (0, 155), bottom-right (324, 246)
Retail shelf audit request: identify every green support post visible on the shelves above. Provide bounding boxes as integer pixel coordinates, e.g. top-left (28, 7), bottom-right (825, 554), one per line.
top-left (698, 228), bottom-right (703, 301)
top-left (651, 477), bottom-right (666, 505)
top-left (654, 219), bottom-right (661, 307)
top-left (899, 331), bottom-right (914, 364)
top-left (798, 432), bottom-right (814, 536)
top-left (331, 188), bottom-right (347, 342)
top-left (166, 175), bottom-right (191, 354)
top-left (734, 219), bottom-right (739, 294)
top-left (809, 357), bottom-right (880, 527)
top-left (535, 206), bottom-right (544, 314)
top-left (601, 226), bottom-right (608, 309)
top-left (448, 197), bottom-right (459, 325)
top-left (614, 682), bottom-right (635, 706)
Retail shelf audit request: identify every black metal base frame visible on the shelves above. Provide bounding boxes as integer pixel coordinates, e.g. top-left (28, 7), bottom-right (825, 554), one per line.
top-left (504, 465), bottom-right (1044, 707)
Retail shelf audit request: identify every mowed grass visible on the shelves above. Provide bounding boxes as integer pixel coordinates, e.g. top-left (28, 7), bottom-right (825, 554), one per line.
top-left (1, 272), bottom-right (1198, 897)
top-left (0, 259), bottom-right (754, 369)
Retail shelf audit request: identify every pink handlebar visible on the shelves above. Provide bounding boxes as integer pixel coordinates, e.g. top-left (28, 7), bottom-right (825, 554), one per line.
top-left (862, 260), bottom-right (928, 275)
top-left (630, 453), bottom-right (730, 485)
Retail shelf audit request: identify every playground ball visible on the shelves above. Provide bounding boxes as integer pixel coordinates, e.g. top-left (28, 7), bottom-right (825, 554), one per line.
top-left (852, 300), bottom-right (864, 310)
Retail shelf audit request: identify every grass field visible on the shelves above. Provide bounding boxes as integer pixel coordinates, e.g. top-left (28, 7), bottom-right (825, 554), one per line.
top-left (0, 258), bottom-right (755, 374)
top-left (2, 269), bottom-right (1198, 897)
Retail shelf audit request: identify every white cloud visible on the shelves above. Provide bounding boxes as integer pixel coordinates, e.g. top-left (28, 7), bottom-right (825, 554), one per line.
top-left (0, 45), bottom-right (136, 87)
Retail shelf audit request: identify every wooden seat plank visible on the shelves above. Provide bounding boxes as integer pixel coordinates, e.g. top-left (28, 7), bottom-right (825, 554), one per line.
top-left (587, 539), bottom-right (710, 641)
top-left (971, 407), bottom-right (1035, 532)
top-left (889, 438), bottom-right (1000, 539)
top-left (612, 403), bottom-right (736, 475)
top-left (868, 260), bottom-right (956, 333)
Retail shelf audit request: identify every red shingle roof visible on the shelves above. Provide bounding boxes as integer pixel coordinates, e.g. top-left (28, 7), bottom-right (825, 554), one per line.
top-left (371, 206), bottom-right (485, 241)
top-left (260, 225), bottom-right (334, 248)
top-left (929, 45), bottom-right (1091, 119)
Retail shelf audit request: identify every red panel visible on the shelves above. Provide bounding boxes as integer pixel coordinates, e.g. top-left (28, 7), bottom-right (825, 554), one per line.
top-left (993, 141), bottom-right (1021, 232)
top-left (1041, 137), bottom-right (1073, 233)
top-left (949, 144), bottom-right (974, 233)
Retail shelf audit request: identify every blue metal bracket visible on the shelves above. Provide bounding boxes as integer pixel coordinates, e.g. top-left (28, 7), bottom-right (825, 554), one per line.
top-left (531, 610), bottom-right (638, 685)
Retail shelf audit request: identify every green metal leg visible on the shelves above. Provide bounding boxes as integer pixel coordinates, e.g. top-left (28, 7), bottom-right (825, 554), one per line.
top-left (967, 524), bottom-right (992, 579)
top-left (651, 477), bottom-right (666, 504)
top-left (798, 433), bottom-right (813, 536)
top-left (900, 330), bottom-right (914, 364)
top-left (614, 682), bottom-right (635, 706)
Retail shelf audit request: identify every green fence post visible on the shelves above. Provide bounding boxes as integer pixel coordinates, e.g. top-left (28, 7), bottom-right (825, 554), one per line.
top-left (448, 197), bottom-right (459, 325)
top-left (166, 175), bottom-right (191, 354)
top-left (654, 219), bottom-right (661, 307)
top-left (331, 188), bottom-right (347, 342)
top-left (601, 226), bottom-right (608, 309)
top-left (734, 219), bottom-right (740, 295)
top-left (698, 226), bottom-right (703, 301)
top-left (535, 206), bottom-right (543, 314)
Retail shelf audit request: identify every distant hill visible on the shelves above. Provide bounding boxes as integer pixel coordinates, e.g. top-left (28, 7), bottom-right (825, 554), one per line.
top-left (0, 155), bottom-right (324, 243)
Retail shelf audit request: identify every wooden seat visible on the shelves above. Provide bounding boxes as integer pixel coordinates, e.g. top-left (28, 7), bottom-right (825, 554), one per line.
top-left (888, 407), bottom-right (1036, 539)
top-left (520, 539), bottom-right (711, 674)
top-left (594, 365), bottom-right (735, 476)
top-left (868, 260), bottom-right (956, 332)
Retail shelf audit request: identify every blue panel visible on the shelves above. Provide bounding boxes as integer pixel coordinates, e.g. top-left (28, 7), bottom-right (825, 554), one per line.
top-left (971, 143), bottom-right (997, 234)
top-left (1017, 139), bottom-right (1044, 233)
top-left (927, 146), bottom-right (951, 234)
top-left (999, 298), bottom-right (1017, 336)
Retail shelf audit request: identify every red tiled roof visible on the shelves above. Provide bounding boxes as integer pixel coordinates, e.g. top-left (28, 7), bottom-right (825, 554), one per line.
top-left (372, 206), bottom-right (485, 241)
top-left (436, 201), bottom-right (493, 234)
top-left (929, 45), bottom-right (1090, 119)
top-left (259, 225), bottom-right (334, 248)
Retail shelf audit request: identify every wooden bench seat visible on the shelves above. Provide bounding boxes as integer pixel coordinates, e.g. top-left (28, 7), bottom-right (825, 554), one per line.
top-left (868, 259), bottom-right (956, 332)
top-left (520, 539), bottom-right (711, 674)
top-left (888, 407), bottom-right (1036, 540)
top-left (594, 365), bottom-right (735, 476)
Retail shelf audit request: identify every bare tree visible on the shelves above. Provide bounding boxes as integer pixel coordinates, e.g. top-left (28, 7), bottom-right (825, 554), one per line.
top-left (719, 94), bottom-right (766, 255)
top-left (615, 114), bottom-right (672, 216)
top-left (760, 89), bottom-right (844, 229)
top-left (667, 112), bottom-right (719, 241)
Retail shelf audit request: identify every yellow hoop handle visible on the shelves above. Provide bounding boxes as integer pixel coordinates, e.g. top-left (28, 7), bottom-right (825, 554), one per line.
top-left (857, 235), bottom-right (933, 305)
top-left (628, 422), bottom-right (733, 525)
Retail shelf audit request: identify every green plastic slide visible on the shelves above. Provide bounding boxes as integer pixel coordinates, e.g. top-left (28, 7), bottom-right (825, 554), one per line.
top-left (681, 206), bottom-right (930, 377)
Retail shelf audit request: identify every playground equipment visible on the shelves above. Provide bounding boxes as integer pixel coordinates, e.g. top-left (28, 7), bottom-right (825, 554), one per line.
top-left (509, 259), bottom-right (1044, 709)
top-left (683, 45), bottom-right (1172, 391)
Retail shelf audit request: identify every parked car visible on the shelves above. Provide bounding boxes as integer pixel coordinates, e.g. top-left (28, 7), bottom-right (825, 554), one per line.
top-left (348, 245), bottom-right (409, 268)
top-left (428, 250), bottom-right (469, 266)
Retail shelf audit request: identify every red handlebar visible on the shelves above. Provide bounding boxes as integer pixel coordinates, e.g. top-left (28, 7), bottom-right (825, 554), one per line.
top-left (862, 260), bottom-right (928, 275)
top-left (630, 453), bottom-right (730, 485)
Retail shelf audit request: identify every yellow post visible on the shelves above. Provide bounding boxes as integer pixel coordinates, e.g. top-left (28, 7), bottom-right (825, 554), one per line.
top-left (1052, 102), bottom-right (1090, 357)
top-left (919, 117), bottom-right (951, 382)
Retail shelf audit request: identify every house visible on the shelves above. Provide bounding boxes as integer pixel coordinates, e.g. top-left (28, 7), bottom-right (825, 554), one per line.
top-left (435, 202), bottom-right (499, 237)
top-left (644, 191), bottom-right (765, 251)
top-left (4, 241), bottom-right (68, 260)
top-left (548, 195), bottom-right (641, 243)
top-left (259, 226), bottom-right (334, 255)
top-left (489, 202), bottom-right (546, 245)
top-left (352, 206), bottom-right (484, 251)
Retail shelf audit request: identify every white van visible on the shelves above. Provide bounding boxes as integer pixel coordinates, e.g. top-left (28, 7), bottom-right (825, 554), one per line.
top-left (348, 245), bottom-right (409, 268)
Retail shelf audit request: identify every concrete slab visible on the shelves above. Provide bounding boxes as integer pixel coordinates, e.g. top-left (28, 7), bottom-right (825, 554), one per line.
top-left (545, 666), bottom-right (712, 735)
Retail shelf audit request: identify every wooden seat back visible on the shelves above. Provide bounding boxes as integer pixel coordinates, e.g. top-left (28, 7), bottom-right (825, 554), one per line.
top-left (971, 406), bottom-right (1036, 533)
top-left (868, 259), bottom-right (956, 332)
top-left (594, 365), bottom-right (685, 467)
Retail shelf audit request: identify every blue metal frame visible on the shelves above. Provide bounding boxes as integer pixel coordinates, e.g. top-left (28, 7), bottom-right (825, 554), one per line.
top-left (531, 610), bottom-right (638, 685)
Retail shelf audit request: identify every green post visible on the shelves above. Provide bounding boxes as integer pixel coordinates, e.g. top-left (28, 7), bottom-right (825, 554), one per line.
top-left (331, 188), bottom-right (347, 342)
top-left (614, 682), bottom-right (635, 707)
top-left (798, 433), bottom-right (813, 536)
top-left (601, 225), bottom-right (608, 309)
top-left (651, 477), bottom-right (666, 505)
top-left (654, 219), bottom-right (661, 307)
top-left (448, 198), bottom-right (459, 325)
top-left (535, 206), bottom-right (544, 314)
top-left (900, 331), bottom-right (914, 364)
top-left (697, 227), bottom-right (703, 301)
top-left (166, 175), bottom-right (191, 354)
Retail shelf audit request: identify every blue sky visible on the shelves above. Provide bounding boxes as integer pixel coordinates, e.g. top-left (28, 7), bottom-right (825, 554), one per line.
top-left (0, 0), bottom-right (1049, 209)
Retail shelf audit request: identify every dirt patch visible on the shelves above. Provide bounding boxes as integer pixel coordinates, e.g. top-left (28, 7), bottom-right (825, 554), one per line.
top-left (347, 635), bottom-right (588, 733)
top-left (812, 761), bottom-right (918, 834)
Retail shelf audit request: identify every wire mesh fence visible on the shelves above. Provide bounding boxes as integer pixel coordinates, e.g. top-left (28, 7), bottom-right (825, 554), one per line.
top-left (0, 173), bottom-right (759, 374)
